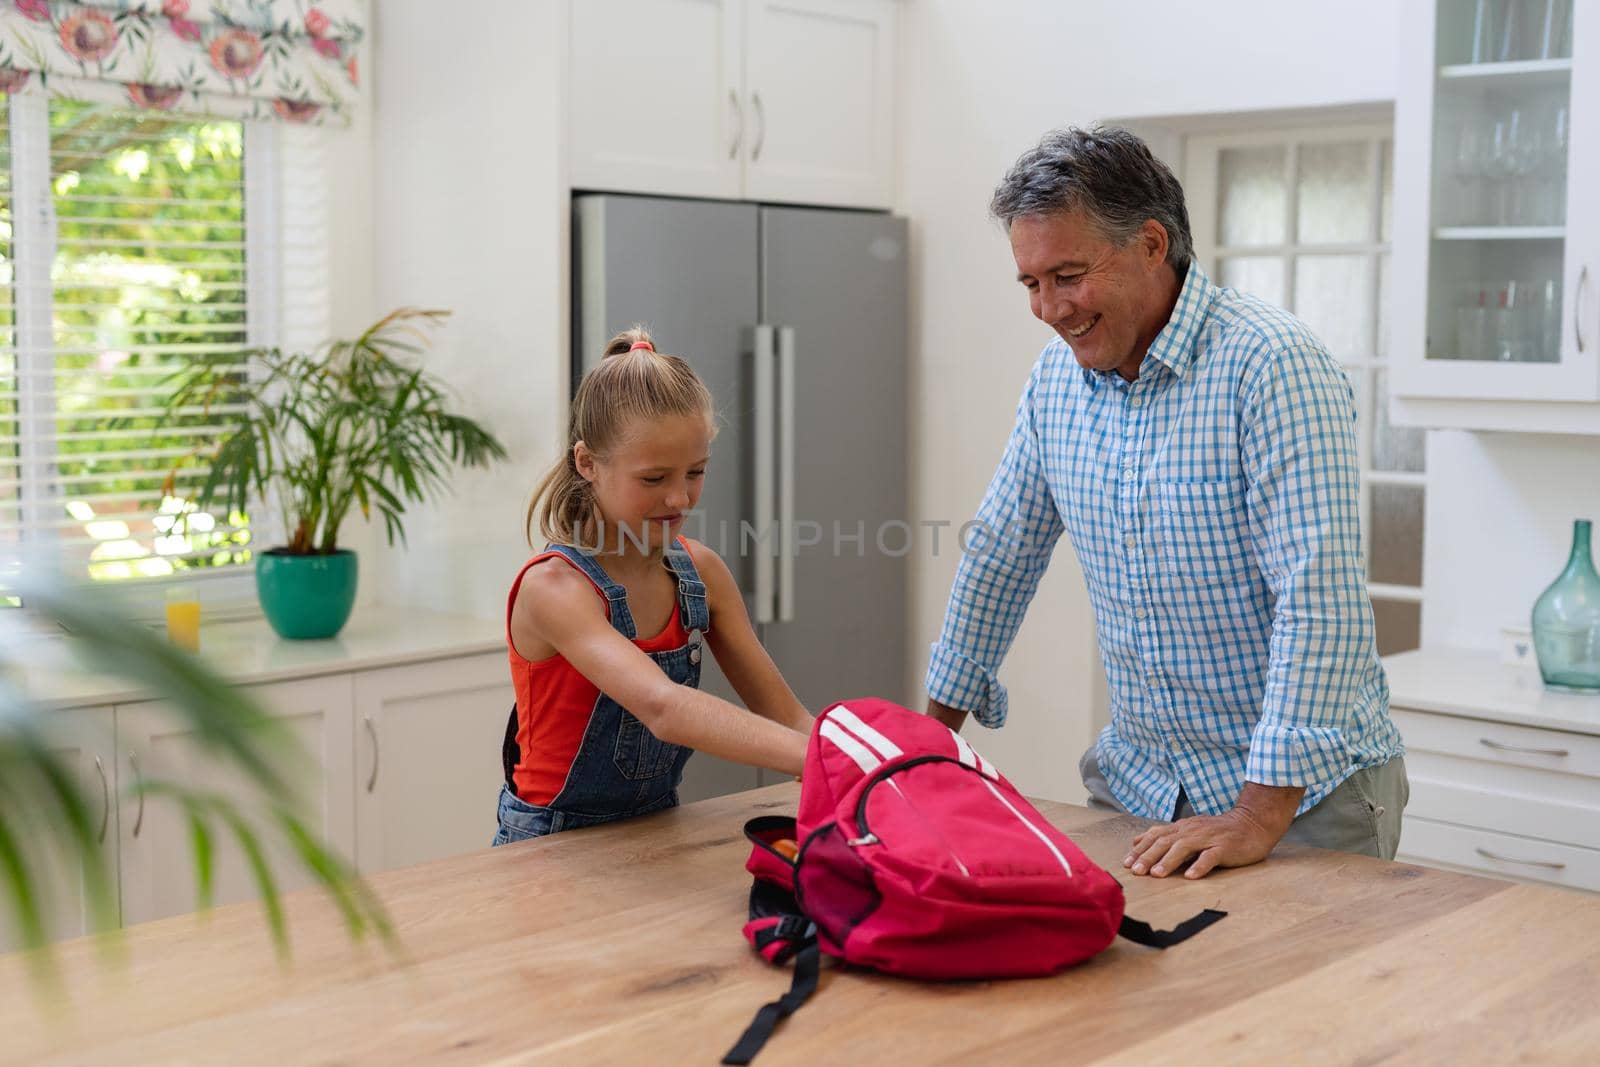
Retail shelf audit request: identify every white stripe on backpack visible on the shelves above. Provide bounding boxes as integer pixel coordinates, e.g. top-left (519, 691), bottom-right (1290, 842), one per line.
top-left (828, 704), bottom-right (904, 762)
top-left (982, 778), bottom-right (1073, 876)
top-left (819, 719), bottom-right (881, 774)
top-left (950, 730), bottom-right (999, 779)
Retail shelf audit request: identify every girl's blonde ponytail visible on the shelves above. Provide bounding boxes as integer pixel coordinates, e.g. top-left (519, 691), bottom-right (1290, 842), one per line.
top-left (526, 325), bottom-right (716, 548)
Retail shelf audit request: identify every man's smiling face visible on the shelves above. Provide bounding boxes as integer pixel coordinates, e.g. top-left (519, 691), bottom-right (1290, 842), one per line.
top-left (1009, 209), bottom-right (1173, 381)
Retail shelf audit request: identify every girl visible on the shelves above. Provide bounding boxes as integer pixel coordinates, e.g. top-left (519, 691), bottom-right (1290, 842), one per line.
top-left (493, 327), bottom-right (813, 845)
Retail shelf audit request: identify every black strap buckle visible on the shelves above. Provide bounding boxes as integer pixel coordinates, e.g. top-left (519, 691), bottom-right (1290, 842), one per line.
top-left (773, 915), bottom-right (815, 942)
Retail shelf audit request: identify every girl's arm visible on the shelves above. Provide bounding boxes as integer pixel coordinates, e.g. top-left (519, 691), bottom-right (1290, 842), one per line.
top-left (685, 540), bottom-right (815, 736)
top-left (516, 562), bottom-right (807, 776)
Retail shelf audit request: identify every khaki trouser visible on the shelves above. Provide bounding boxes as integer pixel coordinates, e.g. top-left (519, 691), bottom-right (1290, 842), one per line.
top-left (1078, 745), bottom-right (1409, 859)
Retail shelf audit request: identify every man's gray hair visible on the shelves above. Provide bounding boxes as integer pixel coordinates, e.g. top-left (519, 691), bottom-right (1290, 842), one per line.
top-left (990, 126), bottom-right (1194, 275)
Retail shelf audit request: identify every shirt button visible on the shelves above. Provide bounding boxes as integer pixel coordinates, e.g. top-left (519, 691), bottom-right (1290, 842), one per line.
top-left (1135, 607), bottom-right (1148, 620)
top-left (1122, 467), bottom-right (1136, 479)
top-left (1123, 534), bottom-right (1136, 549)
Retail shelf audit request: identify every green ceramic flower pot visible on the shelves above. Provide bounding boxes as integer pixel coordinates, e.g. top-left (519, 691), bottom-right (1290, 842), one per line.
top-left (256, 548), bottom-right (358, 640)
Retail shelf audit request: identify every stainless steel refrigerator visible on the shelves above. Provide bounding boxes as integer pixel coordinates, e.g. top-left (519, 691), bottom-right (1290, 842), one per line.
top-left (572, 194), bottom-right (908, 800)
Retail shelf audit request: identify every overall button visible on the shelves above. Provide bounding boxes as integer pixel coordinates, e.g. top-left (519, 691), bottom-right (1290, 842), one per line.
top-left (687, 629), bottom-right (703, 666)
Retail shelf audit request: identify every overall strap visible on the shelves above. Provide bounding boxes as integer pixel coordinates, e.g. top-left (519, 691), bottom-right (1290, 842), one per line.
top-left (662, 537), bottom-right (711, 633)
top-left (542, 544), bottom-right (639, 639)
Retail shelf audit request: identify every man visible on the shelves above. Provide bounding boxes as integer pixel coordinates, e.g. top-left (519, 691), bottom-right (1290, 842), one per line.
top-left (925, 126), bottom-right (1407, 880)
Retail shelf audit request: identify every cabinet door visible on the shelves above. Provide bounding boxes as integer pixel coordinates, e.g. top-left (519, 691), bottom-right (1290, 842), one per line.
top-left (115, 675), bottom-right (355, 927)
top-left (0, 706), bottom-right (119, 954)
top-left (352, 653), bottom-right (512, 872)
top-left (1392, 0), bottom-right (1600, 404)
top-left (743, 0), bottom-right (896, 208)
top-left (569, 0), bottom-right (744, 198)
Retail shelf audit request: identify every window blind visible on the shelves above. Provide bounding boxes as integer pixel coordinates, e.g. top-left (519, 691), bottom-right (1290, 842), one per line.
top-left (0, 93), bottom-right (329, 605)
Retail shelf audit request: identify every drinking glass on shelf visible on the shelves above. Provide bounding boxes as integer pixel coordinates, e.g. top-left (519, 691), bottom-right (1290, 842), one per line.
top-left (1457, 283), bottom-right (1492, 359)
top-left (1506, 106), bottom-right (1545, 224)
top-left (1532, 275), bottom-right (1563, 361)
top-left (1486, 108), bottom-right (1524, 223)
top-left (1538, 0), bottom-right (1573, 59)
top-left (1451, 116), bottom-right (1489, 224)
top-left (1497, 0), bottom-right (1527, 61)
top-left (1492, 280), bottom-right (1533, 361)
top-left (1469, 0), bottom-right (1496, 63)
top-left (1537, 98), bottom-right (1569, 224)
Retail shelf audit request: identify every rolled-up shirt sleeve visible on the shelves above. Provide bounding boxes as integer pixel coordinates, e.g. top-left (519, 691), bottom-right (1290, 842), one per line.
top-left (926, 359), bottom-right (1064, 728)
top-left (1239, 341), bottom-right (1373, 787)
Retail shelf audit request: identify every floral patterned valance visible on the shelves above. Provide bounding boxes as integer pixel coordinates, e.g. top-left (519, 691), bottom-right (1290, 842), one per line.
top-left (0, 0), bottom-right (364, 126)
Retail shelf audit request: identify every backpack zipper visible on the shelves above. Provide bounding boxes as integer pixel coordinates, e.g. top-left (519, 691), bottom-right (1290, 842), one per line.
top-left (851, 755), bottom-right (974, 875)
top-left (851, 755), bottom-right (1073, 878)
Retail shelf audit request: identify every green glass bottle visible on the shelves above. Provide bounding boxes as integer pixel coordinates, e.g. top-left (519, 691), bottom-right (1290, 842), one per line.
top-left (1531, 519), bottom-right (1600, 691)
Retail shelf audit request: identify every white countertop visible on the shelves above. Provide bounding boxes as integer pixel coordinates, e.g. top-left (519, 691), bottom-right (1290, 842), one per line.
top-left (1384, 646), bottom-right (1600, 736)
top-left (12, 605), bottom-right (504, 711)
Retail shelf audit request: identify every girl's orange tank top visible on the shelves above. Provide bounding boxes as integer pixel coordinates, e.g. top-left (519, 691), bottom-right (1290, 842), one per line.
top-left (505, 550), bottom-right (693, 806)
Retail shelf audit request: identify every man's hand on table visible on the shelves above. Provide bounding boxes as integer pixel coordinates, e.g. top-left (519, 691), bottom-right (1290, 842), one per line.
top-left (1124, 782), bottom-right (1304, 880)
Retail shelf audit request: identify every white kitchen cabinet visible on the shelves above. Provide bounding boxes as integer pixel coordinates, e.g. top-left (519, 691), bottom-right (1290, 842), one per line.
top-left (1386, 646), bottom-right (1600, 892)
top-left (568, 0), bottom-right (896, 209)
top-left (0, 706), bottom-right (119, 954)
top-left (569, 0), bottom-right (745, 199)
top-left (742, 0), bottom-right (896, 207)
top-left (1391, 0), bottom-right (1600, 433)
top-left (115, 675), bottom-right (357, 926)
top-left (352, 653), bottom-right (513, 872)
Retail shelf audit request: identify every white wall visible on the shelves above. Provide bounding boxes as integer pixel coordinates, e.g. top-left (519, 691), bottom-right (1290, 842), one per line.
top-left (365, 0), bottom-right (568, 621)
top-left (1423, 431), bottom-right (1600, 650)
top-left (896, 0), bottom-right (1401, 800)
top-left (320, 0), bottom-right (381, 602)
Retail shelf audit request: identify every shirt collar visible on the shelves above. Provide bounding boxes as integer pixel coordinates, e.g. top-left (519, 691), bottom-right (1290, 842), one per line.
top-left (1078, 260), bottom-right (1216, 390)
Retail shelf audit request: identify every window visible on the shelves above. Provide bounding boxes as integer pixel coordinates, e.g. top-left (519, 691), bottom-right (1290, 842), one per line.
top-left (0, 93), bottom-right (323, 610)
top-left (1186, 123), bottom-right (1425, 655)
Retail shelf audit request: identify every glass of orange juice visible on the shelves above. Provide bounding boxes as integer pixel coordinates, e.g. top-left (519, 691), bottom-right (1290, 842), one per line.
top-left (165, 583), bottom-right (201, 653)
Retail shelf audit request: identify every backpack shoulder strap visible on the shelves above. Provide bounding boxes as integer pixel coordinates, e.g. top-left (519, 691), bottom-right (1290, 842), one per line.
top-left (1118, 908), bottom-right (1228, 948)
top-left (721, 941), bottom-right (820, 1066)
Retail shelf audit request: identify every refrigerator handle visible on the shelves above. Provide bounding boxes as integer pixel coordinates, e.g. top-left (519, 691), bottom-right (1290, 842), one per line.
top-left (777, 326), bottom-right (796, 623)
top-left (753, 324), bottom-right (777, 624)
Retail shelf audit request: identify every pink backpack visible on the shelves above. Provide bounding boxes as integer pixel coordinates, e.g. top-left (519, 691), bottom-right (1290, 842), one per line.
top-left (724, 699), bottom-right (1225, 1064)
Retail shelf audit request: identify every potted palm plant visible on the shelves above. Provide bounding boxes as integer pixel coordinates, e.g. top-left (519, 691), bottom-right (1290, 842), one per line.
top-left (166, 308), bottom-right (506, 639)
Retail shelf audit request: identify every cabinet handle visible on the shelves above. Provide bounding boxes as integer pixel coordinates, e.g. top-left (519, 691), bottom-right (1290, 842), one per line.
top-left (751, 92), bottom-right (765, 162)
top-left (364, 715), bottom-right (379, 794)
top-left (129, 752), bottom-right (145, 839)
top-left (1475, 846), bottom-right (1566, 871)
top-left (1479, 737), bottom-right (1569, 758)
top-left (728, 89), bottom-right (742, 161)
top-left (1577, 265), bottom-right (1590, 353)
top-left (94, 756), bottom-right (109, 844)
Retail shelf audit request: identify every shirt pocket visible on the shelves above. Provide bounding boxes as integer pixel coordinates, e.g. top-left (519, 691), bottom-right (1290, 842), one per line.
top-left (1155, 478), bottom-right (1253, 586)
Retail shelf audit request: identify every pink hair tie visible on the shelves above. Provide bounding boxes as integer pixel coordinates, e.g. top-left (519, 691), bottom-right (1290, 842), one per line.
top-left (629, 341), bottom-right (654, 352)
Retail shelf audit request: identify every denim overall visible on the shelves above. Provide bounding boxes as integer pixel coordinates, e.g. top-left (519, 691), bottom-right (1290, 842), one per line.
top-left (493, 540), bottom-right (708, 845)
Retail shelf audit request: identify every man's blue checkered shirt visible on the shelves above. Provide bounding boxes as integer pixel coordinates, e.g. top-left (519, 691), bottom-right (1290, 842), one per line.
top-left (927, 262), bottom-right (1404, 820)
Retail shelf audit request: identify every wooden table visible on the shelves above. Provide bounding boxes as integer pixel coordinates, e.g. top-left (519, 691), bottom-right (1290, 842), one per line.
top-left (5, 783), bottom-right (1599, 1066)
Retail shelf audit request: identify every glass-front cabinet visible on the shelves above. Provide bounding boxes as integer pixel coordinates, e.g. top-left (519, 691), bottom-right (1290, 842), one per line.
top-left (1392, 0), bottom-right (1600, 430)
